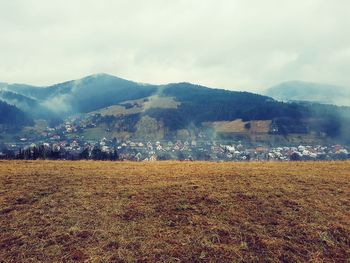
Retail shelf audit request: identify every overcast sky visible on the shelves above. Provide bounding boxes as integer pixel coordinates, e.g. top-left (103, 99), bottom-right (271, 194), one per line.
top-left (1, 0), bottom-right (350, 91)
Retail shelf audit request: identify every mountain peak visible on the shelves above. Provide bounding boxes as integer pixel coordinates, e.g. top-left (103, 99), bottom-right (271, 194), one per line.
top-left (83, 73), bottom-right (130, 81)
top-left (87, 73), bottom-right (115, 78)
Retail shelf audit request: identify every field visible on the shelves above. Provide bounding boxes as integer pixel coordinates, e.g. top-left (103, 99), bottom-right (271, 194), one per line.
top-left (0, 161), bottom-right (349, 262)
top-left (204, 120), bottom-right (272, 134)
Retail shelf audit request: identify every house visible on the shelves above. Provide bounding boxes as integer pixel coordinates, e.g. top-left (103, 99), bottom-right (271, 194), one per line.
top-left (226, 145), bottom-right (235, 153)
top-left (43, 143), bottom-right (50, 148)
top-left (71, 141), bottom-right (79, 147)
top-left (173, 145), bottom-right (180, 151)
top-left (337, 149), bottom-right (348, 155)
top-left (181, 145), bottom-right (189, 151)
top-left (332, 145), bottom-right (343, 153)
top-left (255, 146), bottom-right (267, 154)
top-left (175, 140), bottom-right (183, 147)
top-left (156, 145), bottom-right (163, 151)
top-left (101, 146), bottom-right (110, 152)
top-left (149, 155), bottom-right (157, 161)
top-left (298, 145), bottom-right (306, 152)
top-left (135, 152), bottom-right (142, 161)
top-left (211, 146), bottom-right (224, 154)
top-left (52, 144), bottom-right (61, 152)
top-left (236, 144), bottom-right (244, 150)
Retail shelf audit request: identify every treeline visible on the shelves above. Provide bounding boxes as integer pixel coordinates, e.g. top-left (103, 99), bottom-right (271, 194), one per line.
top-left (0, 145), bottom-right (119, 161)
top-left (79, 147), bottom-right (119, 161)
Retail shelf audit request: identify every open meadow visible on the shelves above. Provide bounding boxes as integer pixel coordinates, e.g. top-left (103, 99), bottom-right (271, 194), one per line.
top-left (0, 161), bottom-right (349, 262)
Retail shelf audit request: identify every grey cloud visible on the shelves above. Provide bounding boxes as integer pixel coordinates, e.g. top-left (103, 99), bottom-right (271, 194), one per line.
top-left (0, 0), bottom-right (350, 92)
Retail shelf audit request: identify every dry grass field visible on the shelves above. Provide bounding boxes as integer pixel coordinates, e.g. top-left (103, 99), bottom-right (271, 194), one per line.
top-left (0, 161), bottom-right (349, 262)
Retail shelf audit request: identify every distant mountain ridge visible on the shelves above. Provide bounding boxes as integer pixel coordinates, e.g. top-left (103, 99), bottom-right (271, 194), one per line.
top-left (265, 81), bottom-right (350, 106)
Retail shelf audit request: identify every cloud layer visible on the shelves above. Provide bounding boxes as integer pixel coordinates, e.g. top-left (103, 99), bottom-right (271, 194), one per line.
top-left (1, 0), bottom-right (350, 91)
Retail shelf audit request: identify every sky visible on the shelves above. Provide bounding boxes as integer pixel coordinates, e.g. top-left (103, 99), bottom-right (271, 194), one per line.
top-left (1, 0), bottom-right (350, 92)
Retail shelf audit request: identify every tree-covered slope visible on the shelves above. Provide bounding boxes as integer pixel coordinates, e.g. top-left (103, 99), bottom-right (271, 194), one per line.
top-left (144, 83), bottom-right (306, 130)
top-left (0, 100), bottom-right (34, 126)
top-left (0, 90), bottom-right (61, 125)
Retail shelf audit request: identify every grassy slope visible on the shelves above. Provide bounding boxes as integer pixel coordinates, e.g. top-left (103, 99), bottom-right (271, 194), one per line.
top-left (0, 161), bottom-right (349, 262)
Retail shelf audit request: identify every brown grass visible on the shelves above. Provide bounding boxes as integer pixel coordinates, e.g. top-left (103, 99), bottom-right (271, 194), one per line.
top-left (0, 161), bottom-right (349, 262)
top-left (204, 119), bottom-right (272, 134)
top-left (92, 96), bottom-right (179, 117)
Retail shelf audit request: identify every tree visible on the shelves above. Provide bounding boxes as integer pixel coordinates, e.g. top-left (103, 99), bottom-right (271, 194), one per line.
top-left (91, 148), bottom-right (103, 160)
top-left (290, 152), bottom-right (302, 161)
top-left (110, 149), bottom-right (119, 161)
top-left (80, 148), bottom-right (90, 160)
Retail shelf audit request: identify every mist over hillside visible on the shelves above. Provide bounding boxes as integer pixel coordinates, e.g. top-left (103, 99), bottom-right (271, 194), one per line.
top-left (1, 74), bottom-right (350, 145)
top-left (265, 81), bottom-right (350, 107)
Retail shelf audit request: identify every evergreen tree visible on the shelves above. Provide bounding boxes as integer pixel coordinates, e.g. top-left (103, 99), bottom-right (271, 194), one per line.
top-left (80, 148), bottom-right (90, 160)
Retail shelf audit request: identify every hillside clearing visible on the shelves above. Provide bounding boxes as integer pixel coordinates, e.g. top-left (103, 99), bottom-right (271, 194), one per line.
top-left (0, 161), bottom-right (349, 262)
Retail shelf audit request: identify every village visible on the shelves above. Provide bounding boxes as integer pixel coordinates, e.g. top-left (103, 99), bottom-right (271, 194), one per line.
top-left (0, 117), bottom-right (349, 161)
top-left (1, 132), bottom-right (349, 161)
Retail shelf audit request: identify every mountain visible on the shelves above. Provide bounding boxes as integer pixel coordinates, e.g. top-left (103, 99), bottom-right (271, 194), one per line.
top-left (0, 90), bottom-right (38, 108)
top-left (5, 74), bottom-right (158, 114)
top-left (265, 81), bottom-right (350, 106)
top-left (1, 74), bottom-right (350, 144)
top-left (47, 73), bottom-right (158, 113)
top-left (0, 100), bottom-right (34, 127)
top-left (0, 83), bottom-right (43, 99)
top-left (148, 83), bottom-right (304, 130)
